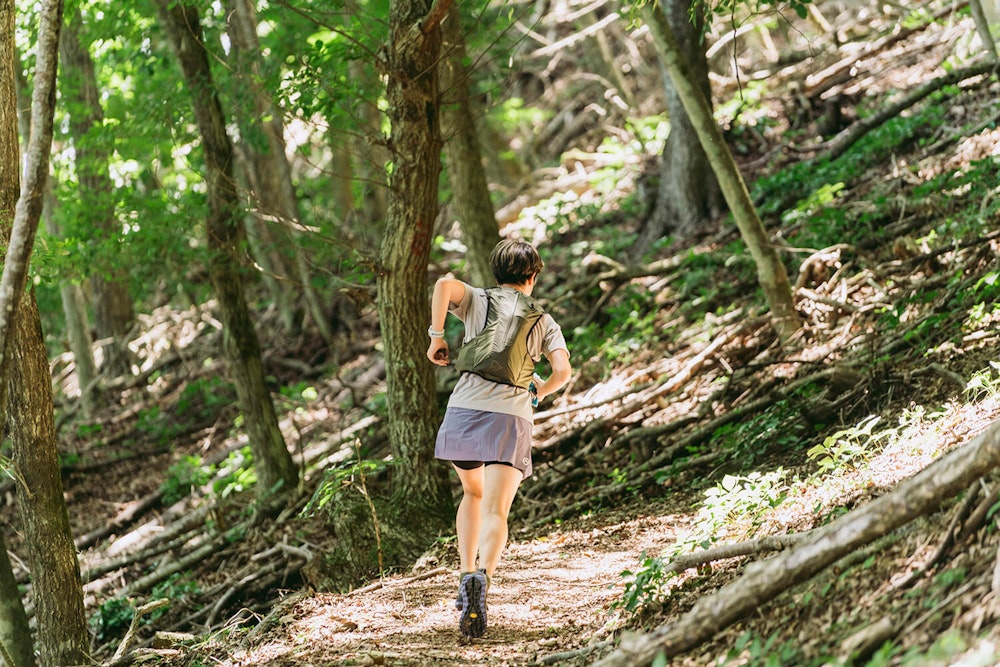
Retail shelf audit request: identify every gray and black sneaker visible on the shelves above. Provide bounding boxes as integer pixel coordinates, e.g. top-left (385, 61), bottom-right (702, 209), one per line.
top-left (457, 569), bottom-right (488, 638)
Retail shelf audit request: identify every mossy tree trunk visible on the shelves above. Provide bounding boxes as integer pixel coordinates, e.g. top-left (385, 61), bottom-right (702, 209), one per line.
top-left (8, 295), bottom-right (90, 666)
top-left (156, 0), bottom-right (299, 500)
top-left (379, 0), bottom-right (454, 529)
top-left (0, 3), bottom-right (39, 663)
top-left (0, 0), bottom-right (90, 662)
top-left (13, 45), bottom-right (101, 417)
top-left (642, 3), bottom-right (801, 341)
top-left (633, 0), bottom-right (724, 258)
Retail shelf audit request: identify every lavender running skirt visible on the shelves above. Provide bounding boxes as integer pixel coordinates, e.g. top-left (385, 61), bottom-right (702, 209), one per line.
top-left (435, 408), bottom-right (534, 478)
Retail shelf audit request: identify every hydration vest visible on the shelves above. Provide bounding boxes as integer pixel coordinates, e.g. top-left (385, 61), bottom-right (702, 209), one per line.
top-left (453, 287), bottom-right (544, 389)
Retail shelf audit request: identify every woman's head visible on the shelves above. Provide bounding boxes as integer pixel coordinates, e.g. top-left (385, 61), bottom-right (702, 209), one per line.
top-left (490, 239), bottom-right (544, 285)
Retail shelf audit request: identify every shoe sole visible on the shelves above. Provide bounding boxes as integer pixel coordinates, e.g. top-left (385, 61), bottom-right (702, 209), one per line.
top-left (458, 575), bottom-right (487, 638)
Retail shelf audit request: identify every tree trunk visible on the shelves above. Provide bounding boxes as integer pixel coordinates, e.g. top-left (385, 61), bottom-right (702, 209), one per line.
top-left (14, 44), bottom-right (101, 416)
top-left (633, 0), bottom-right (724, 258)
top-left (641, 3), bottom-right (801, 341)
top-left (351, 58), bottom-right (389, 246)
top-left (380, 0), bottom-right (454, 517)
top-left (60, 13), bottom-right (136, 378)
top-left (232, 146), bottom-right (302, 334)
top-left (156, 0), bottom-right (299, 500)
top-left (0, 5), bottom-right (40, 665)
top-left (226, 0), bottom-right (333, 344)
top-left (969, 0), bottom-right (998, 60)
top-left (0, 0), bottom-right (90, 663)
top-left (8, 295), bottom-right (90, 667)
top-left (0, 543), bottom-right (33, 667)
top-left (440, 4), bottom-right (501, 287)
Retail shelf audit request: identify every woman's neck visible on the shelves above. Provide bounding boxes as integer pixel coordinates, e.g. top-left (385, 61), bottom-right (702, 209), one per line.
top-left (498, 283), bottom-right (532, 296)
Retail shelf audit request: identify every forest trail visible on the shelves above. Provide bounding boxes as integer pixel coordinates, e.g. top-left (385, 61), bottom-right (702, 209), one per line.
top-left (178, 499), bottom-right (687, 665)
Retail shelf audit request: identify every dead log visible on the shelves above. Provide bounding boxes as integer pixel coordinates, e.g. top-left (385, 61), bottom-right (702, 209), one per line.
top-left (817, 60), bottom-right (998, 161)
top-left (593, 418), bottom-right (1000, 667)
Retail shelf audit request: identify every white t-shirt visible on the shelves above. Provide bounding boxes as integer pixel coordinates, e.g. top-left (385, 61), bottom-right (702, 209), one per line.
top-left (446, 284), bottom-right (568, 422)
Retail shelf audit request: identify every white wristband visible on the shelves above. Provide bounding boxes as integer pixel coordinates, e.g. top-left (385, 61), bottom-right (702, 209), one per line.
top-left (427, 326), bottom-right (445, 338)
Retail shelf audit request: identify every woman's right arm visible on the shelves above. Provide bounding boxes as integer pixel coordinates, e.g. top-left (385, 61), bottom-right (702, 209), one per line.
top-left (427, 277), bottom-right (466, 366)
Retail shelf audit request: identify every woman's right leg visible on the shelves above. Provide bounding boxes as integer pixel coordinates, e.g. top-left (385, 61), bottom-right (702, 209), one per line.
top-left (477, 464), bottom-right (523, 580)
top-left (453, 464), bottom-right (485, 574)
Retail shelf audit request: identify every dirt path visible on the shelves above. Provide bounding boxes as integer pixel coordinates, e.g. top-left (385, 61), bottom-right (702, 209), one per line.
top-left (206, 504), bottom-right (689, 666)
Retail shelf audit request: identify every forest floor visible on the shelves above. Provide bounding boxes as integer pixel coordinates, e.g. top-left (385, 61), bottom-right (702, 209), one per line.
top-left (5, 3), bottom-right (1000, 666)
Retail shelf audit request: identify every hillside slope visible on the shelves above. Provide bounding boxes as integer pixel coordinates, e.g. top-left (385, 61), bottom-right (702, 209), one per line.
top-left (6, 2), bottom-right (1000, 665)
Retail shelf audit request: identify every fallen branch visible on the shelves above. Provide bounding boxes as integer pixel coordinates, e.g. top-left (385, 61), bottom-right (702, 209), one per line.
top-left (662, 533), bottom-right (804, 576)
top-left (819, 60), bottom-right (998, 161)
top-left (594, 418), bottom-right (1000, 667)
top-left (107, 598), bottom-right (171, 666)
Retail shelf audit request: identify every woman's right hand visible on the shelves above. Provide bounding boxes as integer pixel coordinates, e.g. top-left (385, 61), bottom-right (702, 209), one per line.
top-left (427, 338), bottom-right (449, 365)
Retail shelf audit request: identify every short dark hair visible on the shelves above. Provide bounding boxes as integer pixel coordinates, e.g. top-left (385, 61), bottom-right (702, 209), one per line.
top-left (490, 239), bottom-right (544, 285)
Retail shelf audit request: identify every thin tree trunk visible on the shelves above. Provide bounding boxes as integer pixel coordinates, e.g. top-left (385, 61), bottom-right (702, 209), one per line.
top-left (969, 0), bottom-right (998, 60)
top-left (380, 0), bottom-right (454, 515)
top-left (233, 143), bottom-right (302, 334)
top-left (156, 0), bottom-right (299, 500)
top-left (1, 0), bottom-right (90, 663)
top-left (60, 13), bottom-right (136, 378)
top-left (352, 58), bottom-right (389, 244)
top-left (0, 3), bottom-right (40, 663)
top-left (440, 4), bottom-right (500, 287)
top-left (641, 3), bottom-right (801, 340)
top-left (14, 45), bottom-right (101, 416)
top-left (633, 0), bottom-right (724, 258)
top-left (226, 0), bottom-right (332, 344)
top-left (8, 295), bottom-right (90, 666)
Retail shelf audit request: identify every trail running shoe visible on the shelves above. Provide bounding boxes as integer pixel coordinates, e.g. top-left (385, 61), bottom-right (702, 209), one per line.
top-left (457, 570), bottom-right (488, 638)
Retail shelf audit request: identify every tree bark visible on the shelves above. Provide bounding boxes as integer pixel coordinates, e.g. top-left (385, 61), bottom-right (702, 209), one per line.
top-left (594, 419), bottom-right (1000, 667)
top-left (1, 0), bottom-right (90, 663)
top-left (641, 3), bottom-right (801, 341)
top-left (8, 296), bottom-right (90, 666)
top-left (633, 0), bottom-right (723, 258)
top-left (379, 0), bottom-right (454, 517)
top-left (969, 0), bottom-right (998, 60)
top-left (60, 12), bottom-right (136, 378)
top-left (233, 144), bottom-right (302, 334)
top-left (156, 0), bottom-right (299, 499)
top-left (440, 4), bottom-right (501, 287)
top-left (0, 5), bottom-right (39, 664)
top-left (14, 54), bottom-right (101, 417)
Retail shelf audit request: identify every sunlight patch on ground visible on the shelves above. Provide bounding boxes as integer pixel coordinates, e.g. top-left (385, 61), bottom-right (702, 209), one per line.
top-left (763, 394), bottom-right (1000, 540)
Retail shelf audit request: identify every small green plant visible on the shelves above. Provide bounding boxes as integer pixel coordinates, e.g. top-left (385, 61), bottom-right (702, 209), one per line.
top-left (615, 470), bottom-right (787, 616)
top-left (807, 415), bottom-right (896, 474)
top-left (964, 362), bottom-right (1000, 402)
top-left (161, 455), bottom-right (214, 505)
top-left (75, 422), bottom-right (102, 438)
top-left (212, 447), bottom-right (256, 498)
top-left (614, 552), bottom-right (670, 613)
top-left (694, 470), bottom-right (788, 546)
top-left (279, 382), bottom-right (320, 413)
top-left (719, 629), bottom-right (804, 667)
top-left (150, 573), bottom-right (200, 619)
top-left (90, 597), bottom-right (134, 642)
